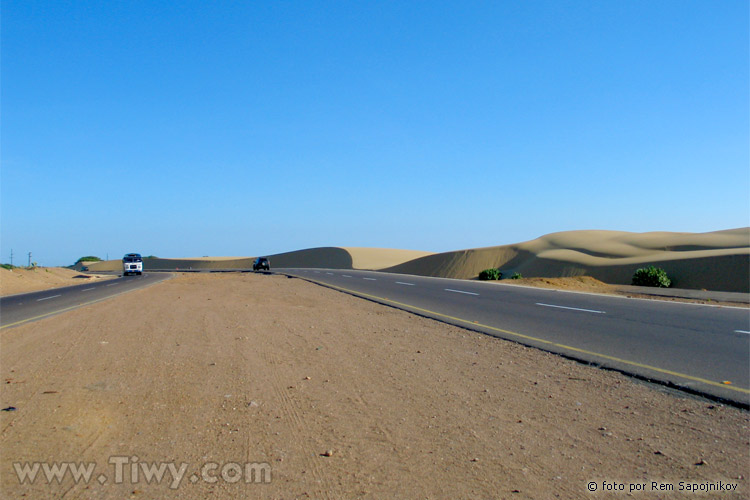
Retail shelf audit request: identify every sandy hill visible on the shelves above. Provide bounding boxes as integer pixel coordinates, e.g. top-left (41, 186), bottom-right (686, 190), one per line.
top-left (82, 228), bottom-right (749, 292)
top-left (268, 247), bottom-right (434, 270)
top-left (384, 228), bottom-right (750, 293)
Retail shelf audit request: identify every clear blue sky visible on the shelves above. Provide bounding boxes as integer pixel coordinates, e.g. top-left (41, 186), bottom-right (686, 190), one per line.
top-left (2, 1), bottom-right (748, 266)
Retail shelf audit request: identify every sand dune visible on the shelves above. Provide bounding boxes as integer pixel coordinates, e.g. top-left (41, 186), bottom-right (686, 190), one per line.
top-left (82, 228), bottom-right (749, 292)
top-left (340, 247), bottom-right (434, 270)
top-left (385, 228), bottom-right (750, 293)
top-left (261, 247), bottom-right (433, 270)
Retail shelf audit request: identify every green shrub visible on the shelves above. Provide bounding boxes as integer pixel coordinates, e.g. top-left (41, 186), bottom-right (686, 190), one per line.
top-left (632, 266), bottom-right (671, 288)
top-left (76, 256), bottom-right (101, 264)
top-left (510, 272), bottom-right (523, 280)
top-left (478, 268), bottom-right (502, 280)
top-left (1, 263), bottom-right (15, 270)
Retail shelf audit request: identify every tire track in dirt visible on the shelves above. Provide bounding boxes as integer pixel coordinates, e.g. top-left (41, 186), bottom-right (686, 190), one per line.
top-left (262, 350), bottom-right (335, 500)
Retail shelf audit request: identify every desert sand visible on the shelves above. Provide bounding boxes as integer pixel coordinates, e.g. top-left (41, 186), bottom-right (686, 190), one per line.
top-left (0, 273), bottom-right (747, 499)
top-left (82, 228), bottom-right (750, 292)
top-left (0, 267), bottom-right (116, 297)
top-left (384, 228), bottom-right (750, 293)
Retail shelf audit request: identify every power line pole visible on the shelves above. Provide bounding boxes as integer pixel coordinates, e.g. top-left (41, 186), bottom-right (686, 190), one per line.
top-left (28, 252), bottom-right (32, 268)
top-left (10, 249), bottom-right (13, 267)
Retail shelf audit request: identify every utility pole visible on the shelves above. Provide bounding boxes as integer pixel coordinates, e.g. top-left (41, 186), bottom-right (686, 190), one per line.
top-left (10, 249), bottom-right (13, 267)
top-left (28, 252), bottom-right (32, 268)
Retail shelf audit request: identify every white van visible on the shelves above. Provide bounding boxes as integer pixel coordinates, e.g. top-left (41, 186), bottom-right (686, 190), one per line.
top-left (122, 253), bottom-right (143, 276)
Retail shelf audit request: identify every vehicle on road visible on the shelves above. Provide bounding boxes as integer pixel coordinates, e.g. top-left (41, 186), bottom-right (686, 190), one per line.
top-left (253, 257), bottom-right (270, 271)
top-left (123, 253), bottom-right (143, 276)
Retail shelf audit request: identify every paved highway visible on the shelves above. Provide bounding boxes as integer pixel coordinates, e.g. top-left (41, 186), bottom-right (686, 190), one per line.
top-left (0, 273), bottom-right (171, 330)
top-left (279, 268), bottom-right (750, 407)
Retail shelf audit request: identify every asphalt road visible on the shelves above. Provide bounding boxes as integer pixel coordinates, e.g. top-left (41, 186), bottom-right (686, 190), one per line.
top-left (278, 268), bottom-right (750, 407)
top-left (0, 273), bottom-right (171, 330)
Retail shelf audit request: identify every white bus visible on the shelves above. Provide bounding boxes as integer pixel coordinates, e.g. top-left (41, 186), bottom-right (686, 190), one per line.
top-left (122, 253), bottom-right (143, 276)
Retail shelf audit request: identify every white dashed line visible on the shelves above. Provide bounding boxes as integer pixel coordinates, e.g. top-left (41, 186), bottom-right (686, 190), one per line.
top-left (396, 282), bottom-right (415, 286)
top-left (445, 288), bottom-right (479, 296)
top-left (363, 278), bottom-right (377, 281)
top-left (81, 288), bottom-right (96, 292)
top-left (536, 303), bottom-right (605, 314)
top-left (326, 272), bottom-right (334, 275)
top-left (735, 330), bottom-right (750, 334)
top-left (342, 275), bottom-right (352, 278)
top-left (36, 294), bottom-right (62, 302)
top-left (106, 283), bottom-right (120, 287)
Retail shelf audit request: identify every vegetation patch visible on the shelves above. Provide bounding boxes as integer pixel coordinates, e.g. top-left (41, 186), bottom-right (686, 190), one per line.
top-left (632, 266), bottom-right (671, 288)
top-left (478, 268), bottom-right (502, 280)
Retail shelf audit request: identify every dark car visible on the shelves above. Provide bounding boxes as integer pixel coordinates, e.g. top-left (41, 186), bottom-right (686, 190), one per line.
top-left (253, 257), bottom-right (270, 271)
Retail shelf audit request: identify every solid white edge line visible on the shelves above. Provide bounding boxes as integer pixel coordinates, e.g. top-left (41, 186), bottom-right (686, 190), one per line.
top-left (36, 294), bottom-right (62, 302)
top-left (536, 302), bottom-right (605, 314)
top-left (445, 288), bottom-right (479, 296)
top-left (735, 330), bottom-right (750, 334)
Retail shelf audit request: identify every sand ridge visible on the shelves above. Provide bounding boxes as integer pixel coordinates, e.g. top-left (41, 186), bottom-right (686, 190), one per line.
top-left (385, 228), bottom-right (750, 292)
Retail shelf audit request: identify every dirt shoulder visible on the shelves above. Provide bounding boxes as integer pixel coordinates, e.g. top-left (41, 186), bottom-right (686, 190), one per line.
top-left (0, 267), bottom-right (116, 297)
top-left (0, 273), bottom-right (747, 499)
top-left (493, 276), bottom-right (749, 307)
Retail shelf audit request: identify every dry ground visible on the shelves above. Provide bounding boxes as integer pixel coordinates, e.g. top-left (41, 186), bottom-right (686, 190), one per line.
top-left (0, 267), bottom-right (115, 297)
top-left (0, 273), bottom-right (747, 499)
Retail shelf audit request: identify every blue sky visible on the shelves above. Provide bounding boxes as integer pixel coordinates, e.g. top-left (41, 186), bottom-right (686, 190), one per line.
top-left (2, 1), bottom-right (748, 266)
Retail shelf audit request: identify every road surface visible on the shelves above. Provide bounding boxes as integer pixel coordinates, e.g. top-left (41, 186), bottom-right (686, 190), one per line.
top-left (0, 273), bottom-right (171, 330)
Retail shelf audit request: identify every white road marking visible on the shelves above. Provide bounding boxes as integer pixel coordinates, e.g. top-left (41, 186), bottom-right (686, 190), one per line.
top-left (342, 275), bottom-right (352, 278)
top-left (36, 294), bottom-right (62, 302)
top-left (536, 303), bottom-right (605, 314)
top-left (81, 288), bottom-right (96, 292)
top-left (735, 330), bottom-right (750, 334)
top-left (363, 278), bottom-right (377, 281)
top-left (314, 271), bottom-right (320, 273)
top-left (445, 288), bottom-right (479, 296)
top-left (326, 272), bottom-right (334, 275)
top-left (106, 283), bottom-right (120, 287)
top-left (396, 281), bottom-right (415, 286)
